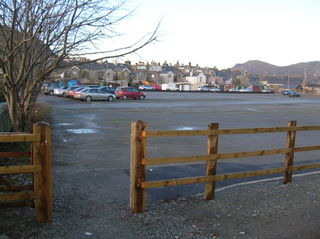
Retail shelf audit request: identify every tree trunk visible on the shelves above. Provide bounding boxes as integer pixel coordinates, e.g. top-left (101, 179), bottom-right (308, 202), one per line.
top-left (6, 87), bottom-right (37, 132)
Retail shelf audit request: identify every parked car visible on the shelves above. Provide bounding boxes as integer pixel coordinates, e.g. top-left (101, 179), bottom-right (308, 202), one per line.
top-left (209, 87), bottom-right (221, 92)
top-left (197, 86), bottom-right (209, 91)
top-left (54, 86), bottom-right (68, 96)
top-left (238, 88), bottom-right (252, 92)
top-left (87, 85), bottom-right (100, 88)
top-left (161, 83), bottom-right (179, 91)
top-left (62, 86), bottom-right (78, 97)
top-left (42, 84), bottom-right (57, 95)
top-left (115, 87), bottom-right (145, 100)
top-left (67, 87), bottom-right (86, 98)
top-left (139, 85), bottom-right (154, 90)
top-left (74, 88), bottom-right (115, 102)
top-left (151, 84), bottom-right (161, 90)
top-left (282, 90), bottom-right (291, 95)
top-left (288, 91), bottom-right (301, 97)
top-left (99, 86), bottom-right (116, 94)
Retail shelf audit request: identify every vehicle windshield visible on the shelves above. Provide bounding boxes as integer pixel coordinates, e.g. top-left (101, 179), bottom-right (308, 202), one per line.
top-left (79, 88), bottom-right (89, 92)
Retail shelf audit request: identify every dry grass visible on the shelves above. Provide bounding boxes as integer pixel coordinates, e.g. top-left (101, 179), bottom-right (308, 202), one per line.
top-left (30, 103), bottom-right (52, 125)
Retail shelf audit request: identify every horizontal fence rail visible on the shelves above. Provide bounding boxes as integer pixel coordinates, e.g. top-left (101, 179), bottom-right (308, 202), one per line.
top-left (0, 133), bottom-right (40, 142)
top-left (144, 125), bottom-right (320, 138)
top-left (0, 122), bottom-right (52, 222)
top-left (130, 120), bottom-right (320, 213)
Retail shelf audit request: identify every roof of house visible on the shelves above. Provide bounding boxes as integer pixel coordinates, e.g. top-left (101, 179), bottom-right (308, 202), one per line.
top-left (162, 66), bottom-right (182, 74)
top-left (186, 72), bottom-right (205, 77)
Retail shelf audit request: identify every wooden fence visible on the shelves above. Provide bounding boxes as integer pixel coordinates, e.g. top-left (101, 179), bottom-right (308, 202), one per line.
top-left (130, 120), bottom-right (320, 213)
top-left (0, 122), bottom-right (52, 222)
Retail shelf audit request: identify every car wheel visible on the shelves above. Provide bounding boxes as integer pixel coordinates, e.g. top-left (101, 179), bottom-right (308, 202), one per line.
top-left (140, 95), bottom-right (145, 100)
top-left (85, 96), bottom-right (92, 102)
top-left (123, 95), bottom-right (128, 100)
top-left (49, 90), bottom-right (54, 96)
top-left (107, 96), bottom-right (114, 102)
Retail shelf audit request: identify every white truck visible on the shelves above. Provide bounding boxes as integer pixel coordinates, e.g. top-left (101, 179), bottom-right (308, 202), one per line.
top-left (161, 83), bottom-right (179, 91)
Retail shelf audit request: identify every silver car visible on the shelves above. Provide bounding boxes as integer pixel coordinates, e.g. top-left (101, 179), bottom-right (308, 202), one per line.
top-left (74, 88), bottom-right (115, 102)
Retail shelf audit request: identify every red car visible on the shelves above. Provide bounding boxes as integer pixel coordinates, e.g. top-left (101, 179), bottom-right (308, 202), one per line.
top-left (115, 87), bottom-right (146, 100)
top-left (151, 84), bottom-right (161, 90)
top-left (67, 87), bottom-right (85, 98)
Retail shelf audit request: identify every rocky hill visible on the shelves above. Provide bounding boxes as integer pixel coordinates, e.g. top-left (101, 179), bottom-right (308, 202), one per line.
top-left (232, 60), bottom-right (320, 80)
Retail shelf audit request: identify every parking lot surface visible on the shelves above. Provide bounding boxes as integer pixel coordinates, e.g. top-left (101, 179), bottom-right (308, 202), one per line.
top-left (2, 92), bottom-right (320, 239)
top-left (40, 92), bottom-right (320, 199)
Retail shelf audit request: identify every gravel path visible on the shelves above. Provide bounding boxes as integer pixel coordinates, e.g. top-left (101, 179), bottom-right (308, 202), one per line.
top-left (1, 173), bottom-right (320, 239)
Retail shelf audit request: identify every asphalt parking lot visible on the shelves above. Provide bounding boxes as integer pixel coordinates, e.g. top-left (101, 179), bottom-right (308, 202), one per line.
top-left (39, 92), bottom-right (320, 200)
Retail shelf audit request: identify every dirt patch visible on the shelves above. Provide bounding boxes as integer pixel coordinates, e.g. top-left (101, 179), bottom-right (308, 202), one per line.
top-left (1, 174), bottom-right (320, 239)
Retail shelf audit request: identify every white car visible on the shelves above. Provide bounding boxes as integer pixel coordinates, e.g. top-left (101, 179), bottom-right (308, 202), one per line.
top-left (139, 85), bottom-right (154, 90)
top-left (54, 86), bottom-right (68, 96)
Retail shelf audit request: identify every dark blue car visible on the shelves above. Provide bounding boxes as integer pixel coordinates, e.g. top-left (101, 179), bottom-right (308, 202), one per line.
top-left (282, 90), bottom-right (291, 95)
top-left (288, 91), bottom-right (301, 97)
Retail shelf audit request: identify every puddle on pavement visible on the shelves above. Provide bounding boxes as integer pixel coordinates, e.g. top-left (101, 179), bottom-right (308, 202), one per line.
top-left (59, 123), bottom-right (74, 126)
top-left (176, 126), bottom-right (196, 130)
top-left (246, 108), bottom-right (262, 112)
top-left (66, 129), bottom-right (98, 134)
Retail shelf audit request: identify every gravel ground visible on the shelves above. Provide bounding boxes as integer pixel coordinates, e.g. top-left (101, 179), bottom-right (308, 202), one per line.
top-left (1, 173), bottom-right (320, 239)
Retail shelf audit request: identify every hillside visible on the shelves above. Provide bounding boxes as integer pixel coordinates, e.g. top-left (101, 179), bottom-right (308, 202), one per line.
top-left (232, 60), bottom-right (320, 80)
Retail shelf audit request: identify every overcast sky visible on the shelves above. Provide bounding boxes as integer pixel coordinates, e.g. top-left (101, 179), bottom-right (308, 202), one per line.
top-left (100, 0), bottom-right (320, 69)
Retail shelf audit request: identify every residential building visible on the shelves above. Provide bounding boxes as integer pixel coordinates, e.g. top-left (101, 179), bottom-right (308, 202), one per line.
top-left (159, 71), bottom-right (174, 84)
top-left (185, 72), bottom-right (206, 85)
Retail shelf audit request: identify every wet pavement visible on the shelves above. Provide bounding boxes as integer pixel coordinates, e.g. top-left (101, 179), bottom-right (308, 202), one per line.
top-left (39, 92), bottom-right (320, 200)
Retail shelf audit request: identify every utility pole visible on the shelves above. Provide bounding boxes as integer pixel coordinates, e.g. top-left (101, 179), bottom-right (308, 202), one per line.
top-left (302, 69), bottom-right (307, 95)
top-left (287, 74), bottom-right (290, 90)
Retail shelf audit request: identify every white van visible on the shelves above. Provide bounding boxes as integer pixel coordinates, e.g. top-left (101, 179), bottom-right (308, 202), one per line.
top-left (161, 83), bottom-right (179, 91)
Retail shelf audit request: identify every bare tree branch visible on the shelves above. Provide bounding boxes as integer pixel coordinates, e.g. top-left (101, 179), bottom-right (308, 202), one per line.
top-left (0, 0), bottom-right (160, 131)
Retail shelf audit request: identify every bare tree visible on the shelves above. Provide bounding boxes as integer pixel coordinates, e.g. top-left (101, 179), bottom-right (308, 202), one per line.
top-left (0, 0), bottom-right (158, 131)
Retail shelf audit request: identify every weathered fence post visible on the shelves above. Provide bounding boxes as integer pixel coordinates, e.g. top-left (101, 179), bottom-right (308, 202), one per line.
top-left (32, 123), bottom-right (44, 222)
top-left (283, 121), bottom-right (297, 184)
top-left (130, 121), bottom-right (147, 213)
top-left (204, 123), bottom-right (219, 200)
top-left (32, 122), bottom-right (52, 222)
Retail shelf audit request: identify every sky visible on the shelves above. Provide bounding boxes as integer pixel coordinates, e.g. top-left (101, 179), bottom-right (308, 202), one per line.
top-left (98, 0), bottom-right (320, 69)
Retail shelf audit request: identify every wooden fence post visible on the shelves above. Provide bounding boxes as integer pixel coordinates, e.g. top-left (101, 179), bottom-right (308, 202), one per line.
top-left (39, 122), bottom-right (52, 222)
top-left (130, 121), bottom-right (147, 213)
top-left (283, 121), bottom-right (297, 184)
top-left (204, 123), bottom-right (219, 200)
top-left (32, 123), bottom-right (44, 222)
top-left (32, 122), bottom-right (52, 222)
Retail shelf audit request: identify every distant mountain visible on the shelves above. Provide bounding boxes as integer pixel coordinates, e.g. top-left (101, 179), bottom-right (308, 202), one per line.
top-left (231, 60), bottom-right (320, 79)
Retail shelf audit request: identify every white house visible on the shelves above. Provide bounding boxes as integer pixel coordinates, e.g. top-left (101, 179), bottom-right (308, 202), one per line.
top-left (103, 69), bottom-right (114, 83)
top-left (185, 72), bottom-right (206, 85)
